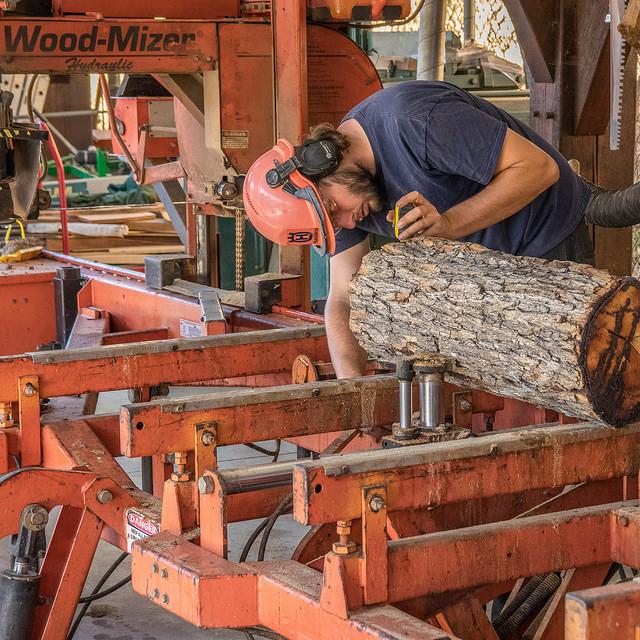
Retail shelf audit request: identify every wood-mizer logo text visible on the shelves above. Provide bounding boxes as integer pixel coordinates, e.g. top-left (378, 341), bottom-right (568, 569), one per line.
top-left (4, 25), bottom-right (198, 53)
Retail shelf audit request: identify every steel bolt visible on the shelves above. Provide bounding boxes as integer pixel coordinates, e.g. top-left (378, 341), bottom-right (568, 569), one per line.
top-left (333, 519), bottom-right (358, 555)
top-left (152, 588), bottom-right (160, 598)
top-left (312, 388), bottom-right (320, 397)
top-left (23, 383), bottom-right (37, 397)
top-left (368, 495), bottom-right (386, 513)
top-left (162, 594), bottom-right (169, 604)
top-left (27, 508), bottom-right (48, 528)
top-left (198, 476), bottom-right (215, 495)
top-left (201, 430), bottom-right (216, 446)
top-left (619, 515), bottom-right (630, 527)
top-left (152, 563), bottom-right (159, 573)
top-left (458, 399), bottom-right (472, 412)
top-left (96, 489), bottom-right (113, 504)
top-left (161, 569), bottom-right (168, 578)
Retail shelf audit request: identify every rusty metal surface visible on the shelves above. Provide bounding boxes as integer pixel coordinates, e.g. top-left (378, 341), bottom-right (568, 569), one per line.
top-left (566, 581), bottom-right (640, 639)
top-left (0, 18), bottom-right (217, 74)
top-left (121, 375), bottom-right (396, 455)
top-left (292, 422), bottom-right (640, 525)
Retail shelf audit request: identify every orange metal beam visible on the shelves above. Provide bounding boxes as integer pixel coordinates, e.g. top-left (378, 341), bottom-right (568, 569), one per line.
top-left (292, 422), bottom-right (640, 525)
top-left (120, 375), bottom-right (397, 456)
top-left (386, 503), bottom-right (619, 603)
top-left (566, 582), bottom-right (640, 640)
top-left (0, 326), bottom-right (328, 402)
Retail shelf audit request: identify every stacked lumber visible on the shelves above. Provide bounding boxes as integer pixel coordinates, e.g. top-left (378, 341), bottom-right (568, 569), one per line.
top-left (28, 204), bottom-right (184, 266)
top-left (350, 237), bottom-right (640, 426)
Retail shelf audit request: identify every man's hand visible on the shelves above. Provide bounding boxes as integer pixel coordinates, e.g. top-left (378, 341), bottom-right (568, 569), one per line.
top-left (386, 192), bottom-right (454, 241)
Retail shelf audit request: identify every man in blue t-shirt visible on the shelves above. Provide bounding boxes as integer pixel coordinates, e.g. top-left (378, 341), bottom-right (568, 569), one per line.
top-left (244, 81), bottom-right (624, 379)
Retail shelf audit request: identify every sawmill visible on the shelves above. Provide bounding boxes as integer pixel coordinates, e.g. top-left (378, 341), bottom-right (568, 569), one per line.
top-left (3, 0), bottom-right (640, 638)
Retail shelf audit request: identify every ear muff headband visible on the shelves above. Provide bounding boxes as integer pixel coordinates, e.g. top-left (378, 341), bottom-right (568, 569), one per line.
top-left (264, 139), bottom-right (342, 189)
top-left (294, 139), bottom-right (341, 179)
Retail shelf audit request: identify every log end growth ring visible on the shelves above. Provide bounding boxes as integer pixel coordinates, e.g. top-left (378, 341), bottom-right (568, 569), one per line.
top-left (582, 278), bottom-right (640, 425)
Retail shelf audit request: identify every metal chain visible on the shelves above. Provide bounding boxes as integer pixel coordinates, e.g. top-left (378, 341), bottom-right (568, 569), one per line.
top-left (235, 211), bottom-right (246, 291)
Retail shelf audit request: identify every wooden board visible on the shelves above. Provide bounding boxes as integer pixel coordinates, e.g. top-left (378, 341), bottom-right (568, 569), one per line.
top-left (75, 212), bottom-right (158, 224)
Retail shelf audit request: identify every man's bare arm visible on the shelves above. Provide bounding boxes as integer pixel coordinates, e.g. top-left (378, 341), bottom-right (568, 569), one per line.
top-left (325, 238), bottom-right (370, 379)
top-left (390, 128), bottom-right (561, 240)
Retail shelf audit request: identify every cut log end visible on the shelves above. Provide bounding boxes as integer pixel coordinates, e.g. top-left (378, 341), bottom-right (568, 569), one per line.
top-left (582, 279), bottom-right (640, 425)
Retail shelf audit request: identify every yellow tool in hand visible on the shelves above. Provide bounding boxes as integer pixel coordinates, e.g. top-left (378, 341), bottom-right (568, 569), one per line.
top-left (393, 203), bottom-right (415, 239)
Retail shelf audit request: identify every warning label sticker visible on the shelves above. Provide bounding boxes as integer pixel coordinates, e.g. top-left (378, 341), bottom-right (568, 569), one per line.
top-left (125, 509), bottom-right (160, 552)
top-left (179, 318), bottom-right (205, 338)
top-left (221, 130), bottom-right (249, 149)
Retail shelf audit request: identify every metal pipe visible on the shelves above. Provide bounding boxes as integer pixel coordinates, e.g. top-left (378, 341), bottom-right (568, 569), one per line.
top-left (416, 0), bottom-right (446, 81)
top-left (464, 0), bottom-right (476, 42)
top-left (217, 460), bottom-right (298, 494)
top-left (39, 121), bottom-right (70, 255)
top-left (42, 250), bottom-right (145, 282)
top-left (419, 372), bottom-right (444, 430)
top-left (399, 379), bottom-right (413, 430)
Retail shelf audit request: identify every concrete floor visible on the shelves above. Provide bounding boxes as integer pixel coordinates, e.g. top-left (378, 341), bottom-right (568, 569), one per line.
top-left (1, 387), bottom-right (311, 640)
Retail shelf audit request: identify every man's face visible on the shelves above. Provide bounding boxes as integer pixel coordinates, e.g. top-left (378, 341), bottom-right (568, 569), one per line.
top-left (318, 172), bottom-right (383, 231)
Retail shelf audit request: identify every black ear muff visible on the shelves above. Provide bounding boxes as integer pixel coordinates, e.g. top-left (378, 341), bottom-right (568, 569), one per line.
top-left (294, 139), bottom-right (341, 179)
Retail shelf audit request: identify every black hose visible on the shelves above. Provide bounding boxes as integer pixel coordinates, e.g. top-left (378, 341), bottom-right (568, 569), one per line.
top-left (77, 575), bottom-right (131, 603)
top-left (496, 572), bottom-right (562, 640)
top-left (244, 440), bottom-right (282, 462)
top-left (239, 518), bottom-right (270, 563)
top-left (239, 493), bottom-right (292, 563)
top-left (584, 182), bottom-right (640, 228)
top-left (257, 495), bottom-right (293, 562)
top-left (67, 552), bottom-right (128, 640)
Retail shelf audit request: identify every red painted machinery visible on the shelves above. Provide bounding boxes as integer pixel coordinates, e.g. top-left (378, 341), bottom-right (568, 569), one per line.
top-left (1, 1), bottom-right (640, 639)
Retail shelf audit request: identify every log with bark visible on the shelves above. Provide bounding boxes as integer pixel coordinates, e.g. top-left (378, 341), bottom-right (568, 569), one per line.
top-left (349, 238), bottom-right (640, 425)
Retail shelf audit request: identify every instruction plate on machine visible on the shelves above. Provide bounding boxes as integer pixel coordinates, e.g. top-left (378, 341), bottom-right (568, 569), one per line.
top-left (126, 508), bottom-right (160, 551)
top-left (179, 319), bottom-right (205, 338)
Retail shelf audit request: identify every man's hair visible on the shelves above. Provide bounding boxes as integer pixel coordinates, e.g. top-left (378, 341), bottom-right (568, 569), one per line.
top-left (305, 123), bottom-right (383, 211)
top-left (305, 123), bottom-right (351, 157)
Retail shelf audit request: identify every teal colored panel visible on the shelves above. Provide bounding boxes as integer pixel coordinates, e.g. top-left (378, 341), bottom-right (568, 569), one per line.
top-left (217, 219), bottom-right (270, 290)
top-left (311, 249), bottom-right (330, 301)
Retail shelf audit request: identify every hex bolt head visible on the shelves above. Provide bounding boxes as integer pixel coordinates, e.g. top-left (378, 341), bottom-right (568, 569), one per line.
top-left (161, 569), bottom-right (168, 578)
top-left (152, 563), bottom-right (159, 573)
top-left (23, 383), bottom-right (37, 397)
top-left (152, 588), bottom-right (160, 598)
top-left (198, 476), bottom-right (215, 495)
top-left (332, 540), bottom-right (358, 555)
top-left (162, 594), bottom-right (169, 604)
top-left (201, 430), bottom-right (215, 446)
top-left (96, 489), bottom-right (113, 504)
top-left (368, 495), bottom-right (386, 513)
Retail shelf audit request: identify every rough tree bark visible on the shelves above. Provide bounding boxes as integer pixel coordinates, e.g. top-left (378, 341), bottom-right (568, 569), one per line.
top-left (350, 238), bottom-right (640, 425)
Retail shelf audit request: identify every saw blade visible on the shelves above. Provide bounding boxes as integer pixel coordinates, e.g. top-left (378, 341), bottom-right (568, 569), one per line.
top-left (8, 137), bottom-right (41, 219)
top-left (610, 0), bottom-right (628, 150)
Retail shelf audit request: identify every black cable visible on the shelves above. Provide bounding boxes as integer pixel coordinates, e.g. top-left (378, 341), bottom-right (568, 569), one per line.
top-left (257, 494), bottom-right (293, 562)
top-left (77, 575), bottom-right (131, 603)
top-left (239, 517), bottom-right (270, 563)
top-left (239, 493), bottom-right (292, 563)
top-left (26, 73), bottom-right (38, 123)
top-left (244, 440), bottom-right (282, 462)
top-left (67, 551), bottom-right (128, 640)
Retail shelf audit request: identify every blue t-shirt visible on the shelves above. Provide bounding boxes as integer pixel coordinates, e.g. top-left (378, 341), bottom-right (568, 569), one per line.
top-left (334, 81), bottom-right (590, 257)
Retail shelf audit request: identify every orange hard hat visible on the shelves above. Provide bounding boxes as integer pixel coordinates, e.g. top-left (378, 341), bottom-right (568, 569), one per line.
top-left (243, 139), bottom-right (336, 256)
